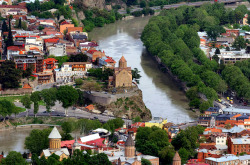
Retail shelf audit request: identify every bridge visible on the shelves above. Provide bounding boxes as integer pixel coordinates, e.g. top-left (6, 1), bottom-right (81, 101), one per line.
top-left (163, 0), bottom-right (242, 9)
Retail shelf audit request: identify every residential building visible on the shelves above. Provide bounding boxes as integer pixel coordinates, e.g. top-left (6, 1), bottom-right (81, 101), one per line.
top-left (48, 43), bottom-right (66, 57)
top-left (145, 117), bottom-right (167, 128)
top-left (221, 29), bottom-right (240, 37)
top-left (7, 46), bottom-right (25, 60)
top-left (205, 154), bottom-right (240, 165)
top-left (210, 133), bottom-right (227, 145)
top-left (40, 127), bottom-right (70, 161)
top-left (228, 136), bottom-right (250, 155)
top-left (59, 21), bottom-right (74, 33)
top-left (86, 49), bottom-right (105, 62)
top-left (54, 62), bottom-right (92, 82)
top-left (0, 5), bottom-right (27, 17)
top-left (204, 107), bottom-right (223, 115)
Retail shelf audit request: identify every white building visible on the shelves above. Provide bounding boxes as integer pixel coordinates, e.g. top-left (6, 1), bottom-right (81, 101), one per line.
top-left (48, 43), bottom-right (66, 57)
top-left (210, 48), bottom-right (250, 64)
top-left (210, 133), bottom-right (227, 145)
top-left (54, 62), bottom-right (92, 83)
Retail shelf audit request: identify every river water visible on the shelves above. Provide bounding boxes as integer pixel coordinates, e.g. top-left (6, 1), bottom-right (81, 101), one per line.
top-left (89, 16), bottom-right (196, 123)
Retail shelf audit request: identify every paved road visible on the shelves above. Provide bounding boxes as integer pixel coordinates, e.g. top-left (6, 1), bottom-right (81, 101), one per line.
top-left (14, 102), bottom-right (132, 125)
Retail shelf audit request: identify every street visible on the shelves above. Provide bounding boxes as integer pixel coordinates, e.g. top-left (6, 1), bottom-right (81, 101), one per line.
top-left (14, 102), bottom-right (132, 125)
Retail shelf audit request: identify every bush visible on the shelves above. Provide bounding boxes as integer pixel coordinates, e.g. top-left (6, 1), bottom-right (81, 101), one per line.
top-left (75, 78), bottom-right (83, 86)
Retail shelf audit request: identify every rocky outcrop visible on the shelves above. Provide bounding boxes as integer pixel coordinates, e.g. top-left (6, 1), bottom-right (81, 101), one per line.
top-left (74, 0), bottom-right (106, 9)
top-left (104, 89), bottom-right (152, 121)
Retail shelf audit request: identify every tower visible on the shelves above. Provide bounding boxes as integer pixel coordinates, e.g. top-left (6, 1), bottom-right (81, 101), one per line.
top-left (125, 131), bottom-right (135, 158)
top-left (119, 55), bottom-right (127, 68)
top-left (172, 152), bottom-right (181, 165)
top-left (210, 116), bottom-right (216, 128)
top-left (48, 127), bottom-right (62, 150)
top-left (72, 136), bottom-right (81, 154)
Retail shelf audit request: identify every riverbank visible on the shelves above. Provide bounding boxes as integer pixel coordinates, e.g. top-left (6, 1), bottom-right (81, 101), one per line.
top-left (89, 17), bottom-right (196, 123)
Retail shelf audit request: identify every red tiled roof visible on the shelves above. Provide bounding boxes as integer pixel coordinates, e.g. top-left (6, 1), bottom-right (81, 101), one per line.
top-left (131, 122), bottom-right (145, 128)
top-left (85, 138), bottom-right (106, 147)
top-left (87, 50), bottom-right (97, 54)
top-left (105, 56), bottom-right (116, 63)
top-left (23, 83), bottom-right (32, 89)
top-left (44, 38), bottom-right (59, 43)
top-left (60, 21), bottom-right (71, 25)
top-left (7, 46), bottom-right (20, 51)
top-left (86, 104), bottom-right (94, 111)
top-left (43, 58), bottom-right (57, 63)
top-left (0, 5), bottom-right (26, 9)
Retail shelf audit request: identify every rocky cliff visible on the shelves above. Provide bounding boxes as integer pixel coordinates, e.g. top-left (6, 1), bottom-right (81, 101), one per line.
top-left (74, 0), bottom-right (106, 9)
top-left (103, 89), bottom-right (152, 121)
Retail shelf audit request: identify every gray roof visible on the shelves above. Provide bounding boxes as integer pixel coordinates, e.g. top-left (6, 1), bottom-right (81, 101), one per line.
top-left (206, 154), bottom-right (238, 162)
top-left (231, 136), bottom-right (250, 145)
top-left (48, 127), bottom-right (62, 139)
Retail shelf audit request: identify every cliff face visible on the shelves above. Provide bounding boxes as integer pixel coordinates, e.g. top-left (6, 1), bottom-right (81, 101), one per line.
top-left (74, 0), bottom-right (106, 9)
top-left (104, 89), bottom-right (152, 121)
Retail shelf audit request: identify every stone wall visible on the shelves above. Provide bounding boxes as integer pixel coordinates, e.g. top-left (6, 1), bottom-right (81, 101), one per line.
top-left (0, 88), bottom-right (32, 95)
top-left (83, 91), bottom-right (117, 105)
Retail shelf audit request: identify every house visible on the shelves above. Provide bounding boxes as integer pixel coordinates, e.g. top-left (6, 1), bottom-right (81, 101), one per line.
top-left (40, 127), bottom-right (70, 161)
top-left (204, 107), bottom-right (222, 115)
top-left (221, 29), bottom-right (240, 37)
top-left (54, 62), bottom-right (92, 83)
top-left (145, 117), bottom-right (167, 128)
top-left (66, 27), bottom-right (83, 34)
top-left (48, 43), bottom-right (66, 57)
top-left (86, 49), bottom-right (105, 62)
top-left (0, 5), bottom-right (27, 17)
top-left (228, 135), bottom-right (250, 155)
top-left (59, 21), bottom-right (74, 33)
top-left (205, 154), bottom-right (239, 165)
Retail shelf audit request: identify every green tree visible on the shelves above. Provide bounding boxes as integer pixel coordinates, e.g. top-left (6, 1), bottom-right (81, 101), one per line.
top-left (7, 17), bottom-right (13, 47)
top-left (20, 95), bottom-right (32, 117)
top-left (132, 116), bottom-right (142, 123)
top-left (136, 126), bottom-right (170, 158)
top-left (0, 100), bottom-right (15, 121)
top-left (25, 128), bottom-right (52, 155)
top-left (56, 85), bottom-right (79, 116)
top-left (1, 151), bottom-right (27, 165)
top-left (2, 20), bottom-right (8, 32)
top-left (199, 101), bottom-right (212, 113)
top-left (141, 158), bottom-right (152, 165)
top-left (232, 36), bottom-right (246, 50)
top-left (140, 1), bottom-right (147, 8)
top-left (179, 148), bottom-right (190, 164)
top-left (158, 145), bottom-right (175, 164)
top-left (41, 88), bottom-right (57, 113)
top-left (0, 60), bottom-right (21, 89)
top-left (75, 78), bottom-right (83, 86)
top-left (18, 18), bottom-right (22, 28)
top-left (206, 25), bottom-right (225, 41)
top-left (61, 121), bottom-right (74, 140)
top-left (30, 91), bottom-right (41, 118)
top-left (132, 68), bottom-right (142, 84)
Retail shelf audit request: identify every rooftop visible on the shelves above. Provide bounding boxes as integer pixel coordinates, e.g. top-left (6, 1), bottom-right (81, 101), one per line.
top-left (48, 127), bottom-right (62, 139)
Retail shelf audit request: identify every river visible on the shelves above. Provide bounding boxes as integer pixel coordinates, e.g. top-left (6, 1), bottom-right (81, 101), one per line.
top-left (89, 16), bottom-right (196, 123)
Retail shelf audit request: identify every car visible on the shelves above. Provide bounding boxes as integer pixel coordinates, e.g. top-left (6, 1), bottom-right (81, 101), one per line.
top-left (93, 117), bottom-right (98, 120)
top-left (218, 99), bottom-right (222, 103)
top-left (43, 111), bottom-right (47, 113)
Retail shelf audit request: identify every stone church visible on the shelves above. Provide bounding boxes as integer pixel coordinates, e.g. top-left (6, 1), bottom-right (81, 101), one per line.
top-left (109, 56), bottom-right (132, 88)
